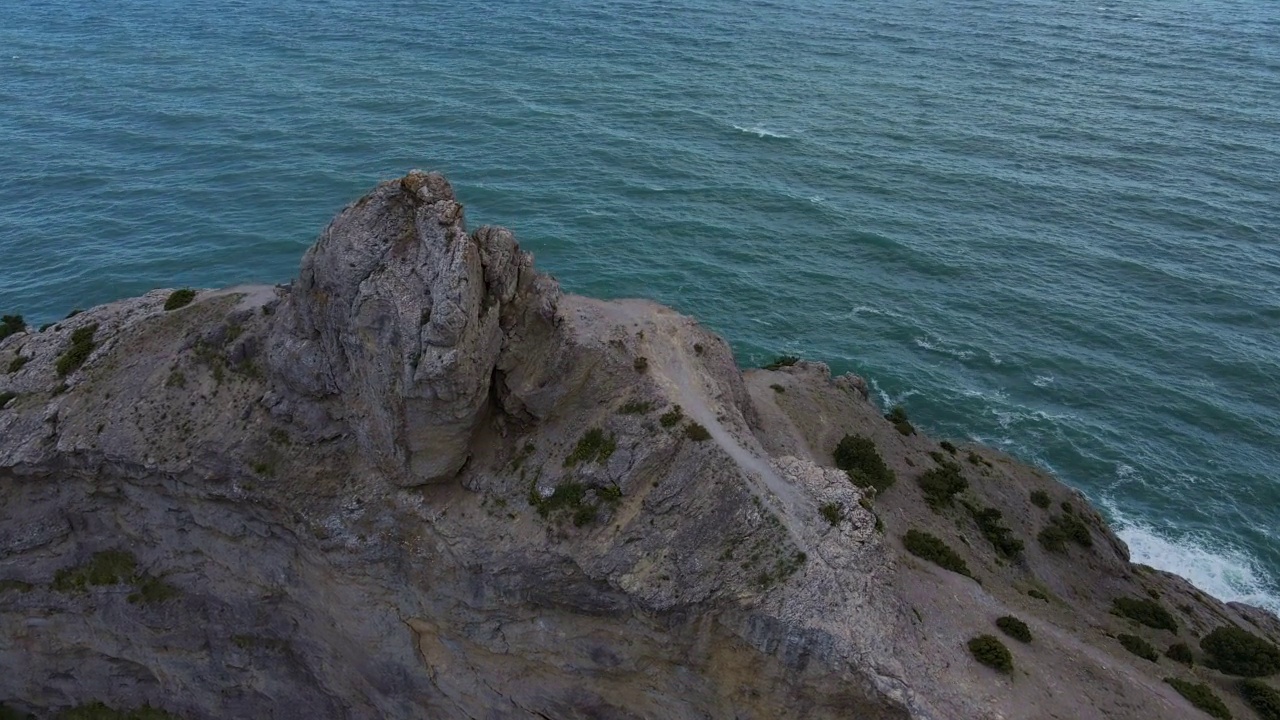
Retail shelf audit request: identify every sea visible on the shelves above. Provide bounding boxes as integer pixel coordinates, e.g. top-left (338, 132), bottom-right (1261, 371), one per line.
top-left (1, 0), bottom-right (1277, 612)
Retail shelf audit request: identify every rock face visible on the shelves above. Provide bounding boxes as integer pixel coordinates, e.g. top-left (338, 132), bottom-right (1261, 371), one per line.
top-left (1, 172), bottom-right (1277, 720)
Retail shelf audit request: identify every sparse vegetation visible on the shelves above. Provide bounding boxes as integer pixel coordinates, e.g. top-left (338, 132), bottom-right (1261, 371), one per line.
top-left (1240, 679), bottom-right (1280, 720)
top-left (684, 422), bottom-right (711, 442)
top-left (833, 434), bottom-right (896, 493)
top-left (996, 616), bottom-right (1032, 643)
top-left (529, 480), bottom-right (618, 527)
top-left (885, 405), bottom-right (915, 435)
top-left (1112, 597), bottom-right (1178, 633)
top-left (633, 356), bottom-right (649, 373)
top-left (1167, 642), bottom-right (1195, 666)
top-left (163, 289), bottom-right (197, 311)
top-left (0, 579), bottom-right (33, 593)
top-left (763, 355), bottom-right (799, 370)
top-left (658, 405), bottom-right (684, 428)
top-left (128, 575), bottom-right (180, 605)
top-left (57, 702), bottom-right (182, 720)
top-left (903, 529), bottom-right (973, 579)
top-left (52, 550), bottom-right (137, 591)
top-left (917, 462), bottom-right (968, 510)
top-left (1163, 678), bottom-right (1232, 719)
top-left (0, 391), bottom-right (15, 408)
top-left (7, 355), bottom-right (28, 373)
top-left (820, 502), bottom-right (842, 526)
top-left (693, 343), bottom-right (704, 355)
top-left (56, 324), bottom-right (98, 376)
top-left (618, 400), bottom-right (653, 415)
top-left (165, 371), bottom-right (186, 389)
top-left (1200, 625), bottom-right (1280, 677)
top-left (0, 315), bottom-right (25, 342)
top-left (968, 635), bottom-right (1013, 673)
top-left (940, 440), bottom-right (957, 454)
top-left (770, 383), bottom-right (785, 393)
top-left (1038, 512), bottom-right (1092, 552)
top-left (1028, 588), bottom-right (1050, 602)
top-left (565, 428), bottom-right (617, 466)
top-left (1118, 633), bottom-right (1159, 662)
top-left (967, 451), bottom-right (986, 466)
top-left (1030, 490), bottom-right (1051, 509)
top-left (965, 502), bottom-right (1024, 558)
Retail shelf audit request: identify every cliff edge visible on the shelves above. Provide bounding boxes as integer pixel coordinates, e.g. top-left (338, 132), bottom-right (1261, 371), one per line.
top-left (1, 172), bottom-right (1277, 720)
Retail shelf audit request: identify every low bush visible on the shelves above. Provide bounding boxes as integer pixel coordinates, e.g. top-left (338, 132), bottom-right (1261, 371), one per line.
top-left (1163, 678), bottom-right (1232, 719)
top-left (564, 428), bottom-right (616, 467)
top-left (763, 355), bottom-right (799, 370)
top-left (1112, 597), bottom-right (1178, 633)
top-left (917, 462), bottom-right (968, 510)
top-left (968, 635), bottom-right (1013, 673)
top-left (56, 324), bottom-right (98, 376)
top-left (52, 550), bottom-right (137, 592)
top-left (903, 529), bottom-right (973, 579)
top-left (1200, 625), bottom-right (1280, 677)
top-left (939, 440), bottom-right (957, 454)
top-left (833, 435), bottom-right (895, 493)
top-left (658, 405), bottom-right (684, 428)
top-left (1240, 679), bottom-right (1280, 720)
top-left (770, 383), bottom-right (785, 393)
top-left (0, 391), bottom-right (15, 408)
top-left (1118, 633), bottom-right (1159, 662)
top-left (57, 701), bottom-right (181, 720)
top-left (996, 616), bottom-right (1032, 643)
top-left (885, 405), bottom-right (915, 435)
top-left (1166, 642), bottom-right (1195, 666)
top-left (966, 503), bottom-right (1024, 559)
top-left (1030, 490), bottom-right (1051, 509)
top-left (1038, 513), bottom-right (1092, 552)
top-left (618, 400), bottom-right (653, 415)
top-left (819, 502), bottom-right (842, 526)
top-left (1027, 588), bottom-right (1050, 602)
top-left (7, 355), bottom-right (28, 373)
top-left (633, 356), bottom-right (649, 373)
top-left (163, 289), bottom-right (197, 311)
top-left (684, 422), bottom-right (711, 442)
top-left (0, 315), bottom-right (24, 342)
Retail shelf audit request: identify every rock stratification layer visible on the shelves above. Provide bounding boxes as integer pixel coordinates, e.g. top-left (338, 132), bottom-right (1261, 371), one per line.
top-left (1, 172), bottom-right (1277, 720)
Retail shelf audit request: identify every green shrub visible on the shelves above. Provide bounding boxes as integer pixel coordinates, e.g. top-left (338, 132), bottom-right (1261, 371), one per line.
top-left (52, 550), bottom-right (137, 592)
top-left (633, 356), bottom-right (649, 373)
top-left (7, 355), bottom-right (28, 373)
top-left (996, 616), bottom-right (1032, 643)
top-left (833, 435), bottom-right (895, 493)
top-left (1200, 625), bottom-right (1280, 677)
top-left (1112, 597), bottom-right (1178, 633)
top-left (1030, 490), bottom-right (1051, 509)
top-left (885, 405), bottom-right (915, 435)
top-left (658, 405), bottom-right (684, 428)
top-left (1028, 588), bottom-right (1049, 602)
top-left (58, 702), bottom-right (181, 720)
top-left (819, 502), bottom-right (842, 526)
top-left (917, 462), bottom-right (968, 510)
top-left (0, 701), bottom-right (34, 720)
top-left (0, 315), bottom-right (24, 342)
top-left (966, 503), bottom-right (1024, 558)
top-left (903, 529), bottom-right (973, 579)
top-left (770, 383), bottom-right (785, 393)
top-left (967, 451), bottom-right (984, 465)
top-left (1164, 678), bottom-right (1232, 719)
top-left (0, 579), bottom-right (33, 593)
top-left (163, 289), bottom-right (197, 311)
top-left (0, 391), bottom-right (15, 408)
top-left (128, 575), bottom-right (180, 605)
top-left (968, 635), bottom-right (1013, 673)
top-left (1240, 679), bottom-right (1280, 720)
top-left (763, 355), bottom-right (799, 370)
top-left (56, 324), bottom-right (98, 376)
top-left (1118, 633), bottom-right (1159, 662)
top-left (684, 422), bottom-right (711, 442)
top-left (565, 428), bottom-right (616, 466)
top-left (1167, 642), bottom-right (1195, 666)
top-left (618, 400), bottom-right (652, 415)
top-left (1038, 513), bottom-right (1092, 552)
top-left (940, 440), bottom-right (957, 454)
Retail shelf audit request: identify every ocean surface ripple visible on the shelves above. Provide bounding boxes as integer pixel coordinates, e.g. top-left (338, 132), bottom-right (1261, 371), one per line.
top-left (2, 0), bottom-right (1278, 610)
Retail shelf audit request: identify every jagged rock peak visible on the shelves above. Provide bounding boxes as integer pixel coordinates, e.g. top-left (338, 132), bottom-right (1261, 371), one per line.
top-left (266, 171), bottom-right (561, 485)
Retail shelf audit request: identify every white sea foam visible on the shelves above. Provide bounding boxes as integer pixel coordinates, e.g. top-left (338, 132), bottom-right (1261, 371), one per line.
top-left (1102, 497), bottom-right (1280, 614)
top-left (914, 336), bottom-right (975, 360)
top-left (732, 124), bottom-right (791, 139)
top-left (1032, 374), bottom-right (1055, 387)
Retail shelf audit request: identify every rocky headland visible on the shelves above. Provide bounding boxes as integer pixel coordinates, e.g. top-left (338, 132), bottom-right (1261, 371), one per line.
top-left (2, 172), bottom-right (1278, 720)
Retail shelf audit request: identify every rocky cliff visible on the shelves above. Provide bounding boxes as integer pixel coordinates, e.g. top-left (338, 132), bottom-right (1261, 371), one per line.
top-left (2, 172), bottom-right (1278, 720)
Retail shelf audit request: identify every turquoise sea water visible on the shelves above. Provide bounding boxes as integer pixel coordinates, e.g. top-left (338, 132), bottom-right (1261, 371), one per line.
top-left (2, 0), bottom-right (1278, 610)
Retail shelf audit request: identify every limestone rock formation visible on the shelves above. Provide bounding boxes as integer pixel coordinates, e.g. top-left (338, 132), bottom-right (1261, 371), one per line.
top-left (1, 172), bottom-right (1277, 720)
